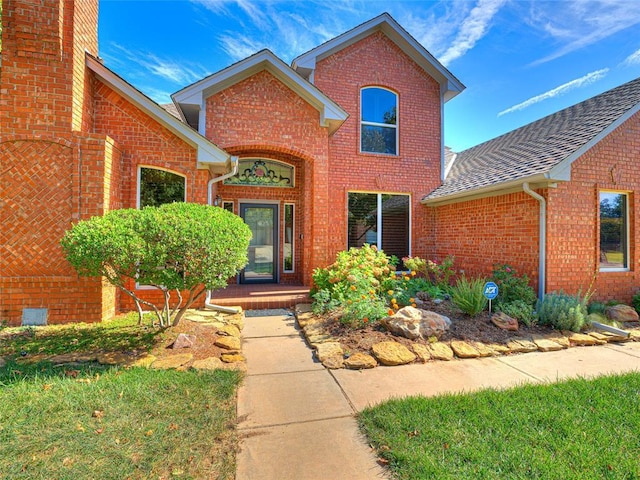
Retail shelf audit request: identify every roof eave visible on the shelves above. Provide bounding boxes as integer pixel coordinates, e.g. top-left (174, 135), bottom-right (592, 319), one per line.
top-left (86, 54), bottom-right (230, 170)
top-left (421, 173), bottom-right (563, 207)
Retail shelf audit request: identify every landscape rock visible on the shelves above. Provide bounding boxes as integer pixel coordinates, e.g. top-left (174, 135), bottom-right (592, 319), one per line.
top-left (151, 353), bottom-right (193, 370)
top-left (221, 353), bottom-right (245, 363)
top-left (605, 304), bottom-right (639, 323)
top-left (225, 312), bottom-right (245, 330)
top-left (191, 357), bottom-right (224, 370)
top-left (344, 352), bottom-right (377, 369)
top-left (49, 352), bottom-right (96, 364)
top-left (491, 312), bottom-right (519, 331)
top-left (629, 329), bottom-right (640, 341)
top-left (426, 342), bottom-right (454, 361)
top-left (470, 341), bottom-right (494, 357)
top-left (97, 352), bottom-right (136, 365)
top-left (172, 333), bottom-right (196, 349)
top-left (411, 343), bottom-right (432, 362)
top-left (315, 342), bottom-right (344, 362)
top-left (450, 340), bottom-right (480, 358)
top-left (486, 343), bottom-right (510, 355)
top-left (132, 354), bottom-right (156, 368)
top-left (215, 336), bottom-right (241, 351)
top-left (564, 331), bottom-right (598, 346)
top-left (381, 306), bottom-right (451, 340)
top-left (531, 337), bottom-right (564, 352)
top-left (322, 355), bottom-right (344, 369)
top-left (587, 332), bottom-right (611, 344)
top-left (217, 324), bottom-right (241, 338)
top-left (372, 341), bottom-right (416, 366)
top-left (506, 339), bottom-right (538, 353)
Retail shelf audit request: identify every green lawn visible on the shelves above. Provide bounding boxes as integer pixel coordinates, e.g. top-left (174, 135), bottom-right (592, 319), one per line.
top-left (359, 373), bottom-right (640, 479)
top-left (0, 316), bottom-right (242, 480)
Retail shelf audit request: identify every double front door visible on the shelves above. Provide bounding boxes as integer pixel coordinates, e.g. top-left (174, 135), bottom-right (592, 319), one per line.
top-left (239, 203), bottom-right (278, 284)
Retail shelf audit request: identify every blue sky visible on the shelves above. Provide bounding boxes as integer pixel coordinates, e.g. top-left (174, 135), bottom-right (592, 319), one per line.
top-left (99, 0), bottom-right (640, 152)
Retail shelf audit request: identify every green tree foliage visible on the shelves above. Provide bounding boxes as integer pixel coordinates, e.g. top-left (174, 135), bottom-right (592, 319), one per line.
top-left (61, 203), bottom-right (251, 327)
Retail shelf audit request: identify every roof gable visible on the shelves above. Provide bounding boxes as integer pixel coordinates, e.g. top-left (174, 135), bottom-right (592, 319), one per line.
top-left (424, 76), bottom-right (640, 205)
top-left (172, 50), bottom-right (348, 135)
top-left (291, 13), bottom-right (464, 102)
top-left (86, 54), bottom-right (231, 173)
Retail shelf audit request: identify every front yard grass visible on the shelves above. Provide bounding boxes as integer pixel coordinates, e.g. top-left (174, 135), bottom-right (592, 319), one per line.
top-left (0, 315), bottom-right (242, 479)
top-left (359, 372), bottom-right (640, 479)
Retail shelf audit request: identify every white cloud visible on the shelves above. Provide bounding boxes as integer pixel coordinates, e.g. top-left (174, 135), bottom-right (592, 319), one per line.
top-left (497, 68), bottom-right (609, 116)
top-left (109, 43), bottom-right (209, 86)
top-left (218, 33), bottom-right (266, 61)
top-left (623, 48), bottom-right (640, 66)
top-left (438, 0), bottom-right (507, 66)
top-left (528, 1), bottom-right (640, 65)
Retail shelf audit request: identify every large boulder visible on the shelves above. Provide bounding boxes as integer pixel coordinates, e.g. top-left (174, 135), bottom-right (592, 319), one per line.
top-left (491, 312), bottom-right (518, 331)
top-left (381, 306), bottom-right (451, 340)
top-left (605, 304), bottom-right (639, 323)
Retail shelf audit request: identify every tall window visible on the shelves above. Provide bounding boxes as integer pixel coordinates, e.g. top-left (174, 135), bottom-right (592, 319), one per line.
top-left (283, 203), bottom-right (294, 272)
top-left (361, 87), bottom-right (398, 155)
top-left (599, 191), bottom-right (628, 270)
top-left (348, 193), bottom-right (409, 262)
top-left (138, 167), bottom-right (186, 208)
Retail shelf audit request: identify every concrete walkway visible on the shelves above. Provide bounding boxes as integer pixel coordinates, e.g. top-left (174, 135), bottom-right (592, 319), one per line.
top-left (235, 314), bottom-right (640, 480)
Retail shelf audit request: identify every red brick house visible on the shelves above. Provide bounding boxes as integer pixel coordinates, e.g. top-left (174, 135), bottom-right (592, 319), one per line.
top-left (1, 0), bottom-right (638, 325)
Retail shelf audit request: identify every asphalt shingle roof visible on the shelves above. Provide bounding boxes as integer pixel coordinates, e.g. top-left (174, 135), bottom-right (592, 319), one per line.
top-left (426, 76), bottom-right (640, 201)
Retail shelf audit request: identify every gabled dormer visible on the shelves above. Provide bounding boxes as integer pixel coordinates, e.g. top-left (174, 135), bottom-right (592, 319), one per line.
top-left (171, 49), bottom-right (348, 136)
top-left (292, 13), bottom-right (464, 102)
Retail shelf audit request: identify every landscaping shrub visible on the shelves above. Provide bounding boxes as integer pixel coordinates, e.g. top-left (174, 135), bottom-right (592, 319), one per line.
top-left (537, 291), bottom-right (589, 332)
top-left (61, 203), bottom-right (251, 326)
top-left (587, 301), bottom-right (607, 315)
top-left (311, 244), bottom-right (396, 328)
top-left (451, 276), bottom-right (488, 316)
top-left (498, 300), bottom-right (536, 327)
top-left (492, 264), bottom-right (537, 308)
top-left (634, 292), bottom-right (640, 315)
top-left (403, 255), bottom-right (455, 288)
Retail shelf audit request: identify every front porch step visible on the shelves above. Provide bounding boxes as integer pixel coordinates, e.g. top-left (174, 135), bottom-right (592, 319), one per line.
top-left (209, 284), bottom-right (311, 311)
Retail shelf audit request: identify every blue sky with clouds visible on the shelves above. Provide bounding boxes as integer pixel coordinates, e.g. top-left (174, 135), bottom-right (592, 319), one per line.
top-left (99, 0), bottom-right (640, 152)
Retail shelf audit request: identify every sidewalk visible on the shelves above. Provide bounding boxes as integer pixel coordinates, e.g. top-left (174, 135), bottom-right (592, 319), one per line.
top-left (235, 313), bottom-right (640, 480)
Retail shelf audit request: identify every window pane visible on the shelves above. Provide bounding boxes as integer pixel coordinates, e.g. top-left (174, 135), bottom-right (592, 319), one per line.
top-left (381, 194), bottom-right (409, 262)
top-left (348, 193), bottom-right (378, 249)
top-left (139, 168), bottom-right (185, 208)
top-left (361, 125), bottom-right (396, 154)
top-left (361, 88), bottom-right (397, 124)
top-left (600, 192), bottom-right (627, 269)
top-left (284, 204), bottom-right (294, 272)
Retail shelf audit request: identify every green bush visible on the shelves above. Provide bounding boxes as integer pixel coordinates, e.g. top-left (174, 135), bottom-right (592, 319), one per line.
top-left (498, 299), bottom-right (536, 327)
top-left (61, 203), bottom-right (251, 326)
top-left (492, 264), bottom-right (537, 309)
top-left (537, 291), bottom-right (589, 332)
top-left (311, 245), bottom-right (396, 328)
top-left (451, 276), bottom-right (488, 316)
top-left (587, 301), bottom-right (607, 315)
top-left (633, 292), bottom-right (640, 315)
top-left (403, 255), bottom-right (455, 288)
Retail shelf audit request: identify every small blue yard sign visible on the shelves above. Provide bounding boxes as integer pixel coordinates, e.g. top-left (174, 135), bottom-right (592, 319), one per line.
top-left (483, 282), bottom-right (499, 300)
top-left (484, 281), bottom-right (499, 313)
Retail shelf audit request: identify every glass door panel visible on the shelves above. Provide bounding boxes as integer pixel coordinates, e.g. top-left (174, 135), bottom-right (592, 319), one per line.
top-left (240, 204), bottom-right (278, 283)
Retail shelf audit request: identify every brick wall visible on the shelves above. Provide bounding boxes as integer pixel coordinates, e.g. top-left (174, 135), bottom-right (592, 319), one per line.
top-left (430, 192), bottom-right (542, 289)
top-left (313, 32), bottom-right (443, 263)
top-left (547, 110), bottom-right (640, 303)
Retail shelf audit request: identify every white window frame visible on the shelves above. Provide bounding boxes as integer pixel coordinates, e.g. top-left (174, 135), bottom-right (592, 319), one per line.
top-left (283, 203), bottom-right (295, 273)
top-left (360, 86), bottom-right (398, 156)
top-left (599, 190), bottom-right (630, 272)
top-left (136, 165), bottom-right (187, 209)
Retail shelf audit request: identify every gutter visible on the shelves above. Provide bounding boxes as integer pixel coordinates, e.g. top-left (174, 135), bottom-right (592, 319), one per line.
top-left (523, 182), bottom-right (546, 301)
top-left (205, 155), bottom-right (242, 314)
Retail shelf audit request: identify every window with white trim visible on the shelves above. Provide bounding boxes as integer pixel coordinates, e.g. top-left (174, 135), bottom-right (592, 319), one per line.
top-left (347, 193), bottom-right (409, 262)
top-left (599, 191), bottom-right (629, 270)
top-left (138, 167), bottom-right (186, 208)
top-left (361, 87), bottom-right (398, 155)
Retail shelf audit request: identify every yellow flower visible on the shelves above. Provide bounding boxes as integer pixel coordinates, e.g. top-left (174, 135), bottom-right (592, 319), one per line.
top-left (411, 303), bottom-right (417, 308)
top-left (350, 285), bottom-right (356, 291)
top-left (391, 298), bottom-right (397, 304)
top-left (387, 290), bottom-right (394, 295)
top-left (411, 271), bottom-right (417, 277)
top-left (409, 298), bottom-right (415, 303)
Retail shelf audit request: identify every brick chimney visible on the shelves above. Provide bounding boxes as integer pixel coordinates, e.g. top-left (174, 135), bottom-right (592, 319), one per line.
top-left (0, 0), bottom-right (99, 136)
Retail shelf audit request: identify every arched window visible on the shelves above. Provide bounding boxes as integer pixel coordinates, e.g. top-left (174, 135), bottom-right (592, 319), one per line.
top-left (137, 167), bottom-right (186, 208)
top-left (361, 87), bottom-right (398, 155)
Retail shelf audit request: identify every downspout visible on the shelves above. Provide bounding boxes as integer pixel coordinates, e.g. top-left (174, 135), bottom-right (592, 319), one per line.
top-left (205, 156), bottom-right (242, 314)
top-left (523, 182), bottom-right (546, 301)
